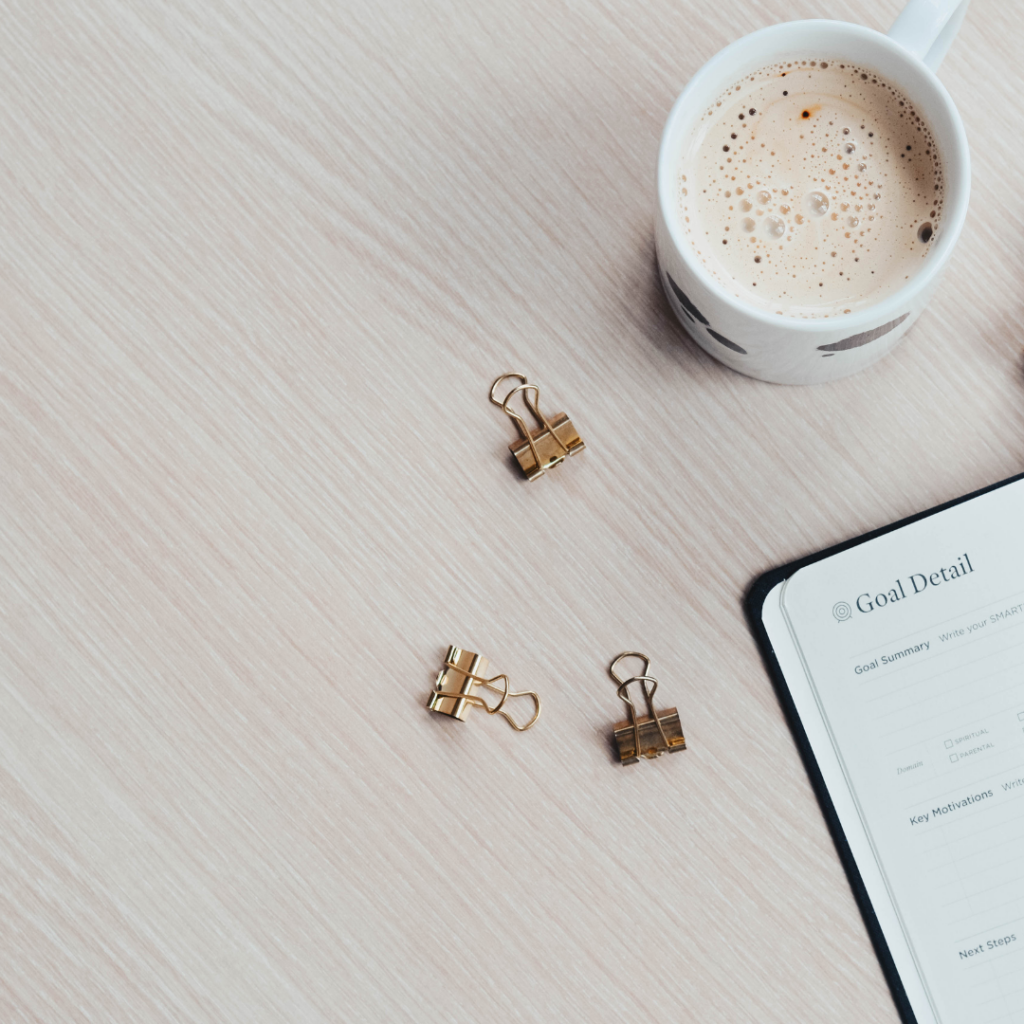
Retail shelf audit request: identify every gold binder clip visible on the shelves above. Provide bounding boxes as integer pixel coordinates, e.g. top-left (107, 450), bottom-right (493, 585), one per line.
top-left (428, 645), bottom-right (542, 731)
top-left (489, 373), bottom-right (585, 481)
top-left (609, 652), bottom-right (686, 764)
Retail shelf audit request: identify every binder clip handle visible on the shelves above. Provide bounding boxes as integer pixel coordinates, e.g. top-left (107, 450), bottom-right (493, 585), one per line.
top-left (471, 672), bottom-right (542, 731)
top-left (493, 379), bottom-right (558, 446)
top-left (609, 651), bottom-right (652, 688)
top-left (489, 373), bottom-right (529, 406)
top-left (616, 674), bottom-right (662, 727)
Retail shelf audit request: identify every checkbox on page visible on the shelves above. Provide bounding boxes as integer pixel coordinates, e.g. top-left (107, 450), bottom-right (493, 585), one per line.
top-left (949, 754), bottom-right (958, 763)
top-left (944, 739), bottom-right (954, 749)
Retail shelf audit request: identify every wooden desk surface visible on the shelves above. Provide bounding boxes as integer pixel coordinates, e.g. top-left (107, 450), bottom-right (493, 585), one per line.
top-left (2, 0), bottom-right (1021, 1020)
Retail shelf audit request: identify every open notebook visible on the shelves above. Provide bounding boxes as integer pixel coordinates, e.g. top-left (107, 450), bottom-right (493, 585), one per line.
top-left (748, 472), bottom-right (1024, 1024)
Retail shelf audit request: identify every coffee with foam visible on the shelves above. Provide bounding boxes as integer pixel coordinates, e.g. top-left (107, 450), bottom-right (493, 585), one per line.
top-left (675, 60), bottom-right (944, 318)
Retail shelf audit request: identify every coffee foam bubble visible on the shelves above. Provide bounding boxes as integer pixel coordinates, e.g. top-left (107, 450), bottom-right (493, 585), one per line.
top-left (676, 60), bottom-right (944, 318)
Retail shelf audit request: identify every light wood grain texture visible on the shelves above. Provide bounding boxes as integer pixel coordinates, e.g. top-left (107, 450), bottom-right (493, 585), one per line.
top-left (1, 0), bottom-right (1021, 1021)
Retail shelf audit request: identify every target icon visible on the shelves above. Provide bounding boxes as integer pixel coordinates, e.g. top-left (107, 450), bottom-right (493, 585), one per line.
top-left (832, 601), bottom-right (853, 623)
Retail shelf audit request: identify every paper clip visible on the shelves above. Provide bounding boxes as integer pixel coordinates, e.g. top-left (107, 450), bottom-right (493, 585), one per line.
top-left (428, 645), bottom-right (542, 731)
top-left (608, 652), bottom-right (686, 764)
top-left (489, 373), bottom-right (584, 481)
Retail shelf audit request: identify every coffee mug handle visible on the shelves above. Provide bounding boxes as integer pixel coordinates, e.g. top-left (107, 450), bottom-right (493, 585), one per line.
top-left (888, 0), bottom-right (970, 71)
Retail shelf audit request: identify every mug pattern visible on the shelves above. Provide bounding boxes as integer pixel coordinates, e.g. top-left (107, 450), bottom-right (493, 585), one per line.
top-left (666, 272), bottom-right (910, 363)
top-left (816, 313), bottom-right (910, 353)
top-left (666, 273), bottom-right (748, 355)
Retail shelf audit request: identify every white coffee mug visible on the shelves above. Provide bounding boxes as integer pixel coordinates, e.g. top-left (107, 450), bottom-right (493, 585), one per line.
top-left (655, 1), bottom-right (971, 385)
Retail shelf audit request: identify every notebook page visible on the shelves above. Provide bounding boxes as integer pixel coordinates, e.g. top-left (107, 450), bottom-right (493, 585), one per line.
top-left (761, 580), bottom-right (935, 1024)
top-left (780, 478), bottom-right (1024, 1024)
